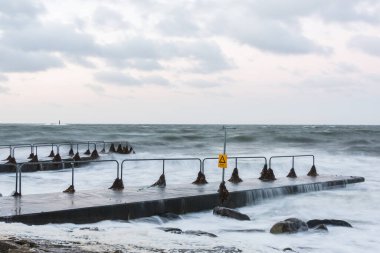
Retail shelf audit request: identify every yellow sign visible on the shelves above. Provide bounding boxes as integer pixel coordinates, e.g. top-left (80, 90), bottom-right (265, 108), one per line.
top-left (218, 154), bottom-right (228, 168)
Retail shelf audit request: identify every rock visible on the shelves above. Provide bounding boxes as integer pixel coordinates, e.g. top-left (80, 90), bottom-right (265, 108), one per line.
top-left (222, 229), bottom-right (265, 233)
top-left (184, 230), bottom-right (217, 238)
top-left (228, 167), bottom-right (243, 183)
top-left (158, 227), bottom-right (183, 234)
top-left (90, 149), bottom-right (99, 159)
top-left (79, 227), bottom-right (100, 231)
top-left (213, 206), bottom-right (250, 221)
top-left (158, 227), bottom-right (217, 237)
top-left (283, 248), bottom-right (296, 252)
top-left (109, 143), bottom-right (116, 152)
top-left (73, 152), bottom-right (81, 161)
top-left (270, 218), bottom-right (308, 234)
top-left (48, 150), bottom-right (55, 157)
top-left (311, 224), bottom-right (328, 231)
top-left (307, 219), bottom-right (352, 228)
top-left (158, 213), bottom-right (181, 222)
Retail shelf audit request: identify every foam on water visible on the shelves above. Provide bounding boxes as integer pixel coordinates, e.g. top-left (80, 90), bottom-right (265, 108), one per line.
top-left (0, 124), bottom-right (379, 252)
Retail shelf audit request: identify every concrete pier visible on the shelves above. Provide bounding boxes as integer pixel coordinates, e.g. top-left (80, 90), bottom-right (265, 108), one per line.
top-left (0, 175), bottom-right (364, 225)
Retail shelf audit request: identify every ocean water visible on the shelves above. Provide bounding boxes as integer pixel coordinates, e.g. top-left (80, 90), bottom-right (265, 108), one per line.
top-left (0, 124), bottom-right (379, 252)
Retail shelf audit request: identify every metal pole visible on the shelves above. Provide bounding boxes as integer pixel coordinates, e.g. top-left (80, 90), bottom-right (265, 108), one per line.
top-left (162, 160), bottom-right (165, 174)
top-left (15, 165), bottom-right (18, 195)
top-left (222, 127), bottom-right (227, 182)
top-left (71, 163), bottom-right (74, 187)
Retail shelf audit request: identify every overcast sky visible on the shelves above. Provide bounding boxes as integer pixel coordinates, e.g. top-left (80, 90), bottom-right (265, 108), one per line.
top-left (0, 0), bottom-right (379, 124)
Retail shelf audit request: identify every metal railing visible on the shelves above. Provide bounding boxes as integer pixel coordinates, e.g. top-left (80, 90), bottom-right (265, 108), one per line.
top-left (120, 158), bottom-right (202, 181)
top-left (269, 155), bottom-right (315, 170)
top-left (202, 156), bottom-right (267, 173)
top-left (12, 159), bottom-right (120, 196)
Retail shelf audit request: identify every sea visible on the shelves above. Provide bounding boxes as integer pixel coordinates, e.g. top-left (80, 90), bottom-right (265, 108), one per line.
top-left (0, 124), bottom-right (379, 252)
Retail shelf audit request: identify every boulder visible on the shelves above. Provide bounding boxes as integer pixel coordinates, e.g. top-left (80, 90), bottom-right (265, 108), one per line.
top-left (270, 218), bottom-right (308, 234)
top-left (158, 213), bottom-right (181, 222)
top-left (158, 227), bottom-right (217, 237)
top-left (307, 219), bottom-right (352, 228)
top-left (184, 230), bottom-right (217, 238)
top-left (307, 165), bottom-right (318, 177)
top-left (311, 224), bottom-right (328, 231)
top-left (213, 206), bottom-right (250, 221)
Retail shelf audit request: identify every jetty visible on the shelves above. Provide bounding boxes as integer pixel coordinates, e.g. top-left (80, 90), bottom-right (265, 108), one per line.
top-left (0, 155), bottom-right (365, 225)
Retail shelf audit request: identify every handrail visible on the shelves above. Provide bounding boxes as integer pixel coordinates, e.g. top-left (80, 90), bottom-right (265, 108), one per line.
top-left (120, 158), bottom-right (202, 181)
top-left (202, 156), bottom-right (267, 173)
top-left (268, 155), bottom-right (315, 168)
top-left (13, 159), bottom-right (120, 196)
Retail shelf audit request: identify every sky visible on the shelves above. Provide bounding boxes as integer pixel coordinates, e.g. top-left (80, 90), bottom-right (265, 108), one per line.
top-left (0, 0), bottom-right (379, 124)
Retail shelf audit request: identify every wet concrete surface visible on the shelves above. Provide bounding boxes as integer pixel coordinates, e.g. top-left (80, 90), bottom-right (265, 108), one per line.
top-left (0, 175), bottom-right (364, 225)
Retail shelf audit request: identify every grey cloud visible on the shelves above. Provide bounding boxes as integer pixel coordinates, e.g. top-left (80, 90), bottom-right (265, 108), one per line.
top-left (142, 75), bottom-right (170, 86)
top-left (186, 79), bottom-right (224, 89)
top-left (95, 71), bottom-right (170, 87)
top-left (0, 46), bottom-right (63, 72)
top-left (0, 0), bottom-right (44, 29)
top-left (2, 24), bottom-right (99, 56)
top-left (93, 6), bottom-right (128, 28)
top-left (157, 8), bottom-right (200, 37)
top-left (95, 71), bottom-right (141, 86)
top-left (349, 35), bottom-right (380, 57)
top-left (101, 38), bottom-right (231, 72)
top-left (127, 59), bottom-right (162, 71)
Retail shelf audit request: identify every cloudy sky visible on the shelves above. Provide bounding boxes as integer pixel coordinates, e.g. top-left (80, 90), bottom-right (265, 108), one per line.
top-left (0, 0), bottom-right (379, 124)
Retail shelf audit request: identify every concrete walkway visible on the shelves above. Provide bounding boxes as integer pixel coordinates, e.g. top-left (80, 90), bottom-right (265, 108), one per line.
top-left (0, 175), bottom-right (364, 225)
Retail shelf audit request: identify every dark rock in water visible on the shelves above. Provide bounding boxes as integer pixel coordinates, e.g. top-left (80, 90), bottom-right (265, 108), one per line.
top-left (109, 143), bottom-right (116, 152)
top-left (184, 230), bottom-right (217, 238)
top-left (259, 166), bottom-right (276, 181)
top-left (84, 149), bottom-right (91, 155)
top-left (213, 206), bottom-right (250, 221)
top-left (63, 185), bottom-right (75, 193)
top-left (28, 153), bottom-right (34, 159)
top-left (158, 227), bottom-right (217, 237)
top-left (311, 224), bottom-right (328, 231)
top-left (159, 213), bottom-right (181, 221)
top-left (307, 165), bottom-right (318, 177)
top-left (158, 227), bottom-right (183, 234)
top-left (283, 248), bottom-right (296, 252)
top-left (192, 171), bottom-right (208, 185)
top-left (287, 168), bottom-right (297, 178)
top-left (109, 178), bottom-right (124, 190)
top-left (68, 148), bottom-right (74, 156)
top-left (218, 181), bottom-right (229, 203)
top-left (48, 150), bottom-right (55, 157)
top-left (90, 149), bottom-right (99, 159)
top-left (270, 218), bottom-right (308, 234)
top-left (79, 227), bottom-right (99, 231)
top-left (307, 219), bottom-right (352, 228)
top-left (73, 152), bottom-right (81, 161)
top-left (151, 173), bottom-right (166, 187)
top-left (100, 148), bottom-right (106, 154)
top-left (228, 167), bottom-right (243, 183)
top-left (222, 228), bottom-right (265, 233)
